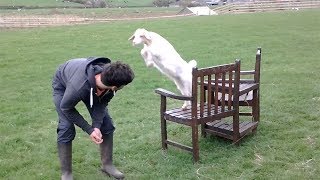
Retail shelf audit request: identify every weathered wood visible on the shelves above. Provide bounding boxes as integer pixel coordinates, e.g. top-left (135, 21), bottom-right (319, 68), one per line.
top-left (212, 0), bottom-right (320, 15)
top-left (155, 48), bottom-right (261, 162)
top-left (205, 121), bottom-right (258, 139)
top-left (204, 47), bottom-right (261, 143)
top-left (166, 140), bottom-right (193, 152)
top-left (212, 48), bottom-right (261, 121)
top-left (155, 60), bottom-right (241, 162)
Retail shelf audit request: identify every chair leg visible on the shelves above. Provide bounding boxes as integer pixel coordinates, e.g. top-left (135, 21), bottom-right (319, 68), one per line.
top-left (252, 89), bottom-right (259, 122)
top-left (256, 90), bottom-right (260, 122)
top-left (159, 96), bottom-right (168, 150)
top-left (201, 123), bottom-right (207, 138)
top-left (233, 114), bottom-right (240, 145)
top-left (252, 127), bottom-right (258, 134)
top-left (160, 117), bottom-right (168, 150)
top-left (192, 124), bottom-right (199, 162)
top-left (249, 89), bottom-right (259, 134)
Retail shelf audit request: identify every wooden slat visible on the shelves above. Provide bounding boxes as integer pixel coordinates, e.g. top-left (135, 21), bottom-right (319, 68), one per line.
top-left (214, 73), bottom-right (219, 114)
top-left (166, 140), bottom-right (193, 152)
top-left (239, 112), bottom-right (252, 116)
top-left (221, 72), bottom-right (226, 112)
top-left (207, 75), bottom-right (212, 115)
top-left (204, 121), bottom-right (259, 138)
top-left (204, 128), bottom-right (233, 140)
top-left (212, 0), bottom-right (320, 15)
top-left (228, 70), bottom-right (233, 110)
top-left (200, 76), bottom-right (205, 118)
top-left (166, 103), bottom-right (219, 119)
top-left (240, 122), bottom-right (259, 137)
top-left (196, 63), bottom-right (237, 76)
top-left (206, 120), bottom-right (221, 126)
top-left (212, 120), bottom-right (226, 128)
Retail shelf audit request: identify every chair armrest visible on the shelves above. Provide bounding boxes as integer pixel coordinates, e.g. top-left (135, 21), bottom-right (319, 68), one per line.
top-left (240, 70), bottom-right (255, 75)
top-left (155, 88), bottom-right (192, 101)
top-left (240, 79), bottom-right (255, 83)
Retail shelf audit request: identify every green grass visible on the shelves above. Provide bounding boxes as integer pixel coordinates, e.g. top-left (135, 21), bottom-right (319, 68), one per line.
top-left (0, 7), bottom-right (181, 18)
top-left (1, 9), bottom-right (320, 179)
top-left (0, 0), bottom-right (155, 7)
top-left (0, 0), bottom-right (81, 7)
top-left (109, 0), bottom-right (154, 7)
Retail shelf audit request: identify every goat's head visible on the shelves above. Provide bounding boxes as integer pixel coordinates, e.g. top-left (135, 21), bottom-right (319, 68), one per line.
top-left (128, 28), bottom-right (152, 46)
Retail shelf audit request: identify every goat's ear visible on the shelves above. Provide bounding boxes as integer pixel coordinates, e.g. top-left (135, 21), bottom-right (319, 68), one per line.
top-left (143, 32), bottom-right (152, 41)
top-left (128, 35), bottom-right (134, 41)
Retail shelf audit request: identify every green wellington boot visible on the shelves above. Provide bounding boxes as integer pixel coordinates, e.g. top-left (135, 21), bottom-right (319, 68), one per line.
top-left (100, 133), bottom-right (124, 179)
top-left (58, 142), bottom-right (73, 180)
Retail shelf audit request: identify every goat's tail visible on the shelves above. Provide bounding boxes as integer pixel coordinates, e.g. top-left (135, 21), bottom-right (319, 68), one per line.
top-left (188, 59), bottom-right (197, 68)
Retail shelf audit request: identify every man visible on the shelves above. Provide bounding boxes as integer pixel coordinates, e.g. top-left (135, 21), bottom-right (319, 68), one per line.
top-left (52, 57), bottom-right (134, 180)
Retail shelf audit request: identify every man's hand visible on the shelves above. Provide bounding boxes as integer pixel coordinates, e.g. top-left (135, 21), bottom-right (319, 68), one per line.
top-left (90, 128), bottom-right (103, 144)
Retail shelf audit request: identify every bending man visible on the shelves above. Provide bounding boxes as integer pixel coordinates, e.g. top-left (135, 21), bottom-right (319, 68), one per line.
top-left (52, 57), bottom-right (134, 180)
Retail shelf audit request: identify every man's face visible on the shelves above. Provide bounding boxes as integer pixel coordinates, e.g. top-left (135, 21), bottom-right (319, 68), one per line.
top-left (114, 85), bottom-right (124, 91)
top-left (97, 84), bottom-right (124, 92)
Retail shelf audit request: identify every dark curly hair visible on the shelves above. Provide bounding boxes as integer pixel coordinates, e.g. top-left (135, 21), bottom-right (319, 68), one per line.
top-left (100, 61), bottom-right (134, 88)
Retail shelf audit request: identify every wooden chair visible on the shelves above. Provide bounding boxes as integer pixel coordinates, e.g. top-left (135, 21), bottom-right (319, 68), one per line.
top-left (238, 47), bottom-right (261, 124)
top-left (155, 60), bottom-right (241, 162)
top-left (203, 47), bottom-right (261, 143)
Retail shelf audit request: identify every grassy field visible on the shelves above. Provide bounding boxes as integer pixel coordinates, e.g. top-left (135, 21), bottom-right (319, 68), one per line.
top-left (0, 9), bottom-right (320, 180)
top-left (0, 0), bottom-right (154, 7)
top-left (0, 0), bottom-right (80, 7)
top-left (0, 7), bottom-right (181, 18)
top-left (108, 0), bottom-right (154, 7)
top-left (0, 0), bottom-right (178, 18)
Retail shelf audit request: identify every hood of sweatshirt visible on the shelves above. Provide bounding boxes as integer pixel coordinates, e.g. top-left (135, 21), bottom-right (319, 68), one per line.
top-left (86, 57), bottom-right (111, 108)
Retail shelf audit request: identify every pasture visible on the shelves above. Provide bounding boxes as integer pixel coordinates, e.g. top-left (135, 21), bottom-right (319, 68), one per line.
top-left (0, 0), bottom-right (80, 7)
top-left (0, 0), bottom-right (154, 7)
top-left (0, 9), bottom-right (320, 179)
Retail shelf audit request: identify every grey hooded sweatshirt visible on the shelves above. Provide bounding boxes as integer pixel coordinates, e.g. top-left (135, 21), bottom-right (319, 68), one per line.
top-left (52, 57), bottom-right (114, 135)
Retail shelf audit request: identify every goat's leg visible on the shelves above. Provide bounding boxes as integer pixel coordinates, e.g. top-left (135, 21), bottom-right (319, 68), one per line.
top-left (181, 93), bottom-right (191, 110)
top-left (141, 49), bottom-right (155, 68)
top-left (182, 81), bottom-right (192, 110)
top-left (175, 79), bottom-right (191, 110)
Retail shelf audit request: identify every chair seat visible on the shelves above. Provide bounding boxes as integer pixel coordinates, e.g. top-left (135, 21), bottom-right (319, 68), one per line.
top-left (239, 83), bottom-right (259, 96)
top-left (240, 91), bottom-right (253, 101)
top-left (205, 120), bottom-right (258, 140)
top-left (216, 83), bottom-right (259, 96)
top-left (217, 83), bottom-right (258, 103)
top-left (164, 103), bottom-right (234, 126)
top-left (239, 91), bottom-right (254, 106)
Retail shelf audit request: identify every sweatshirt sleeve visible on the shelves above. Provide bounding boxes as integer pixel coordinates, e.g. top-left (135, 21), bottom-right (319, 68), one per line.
top-left (60, 85), bottom-right (94, 135)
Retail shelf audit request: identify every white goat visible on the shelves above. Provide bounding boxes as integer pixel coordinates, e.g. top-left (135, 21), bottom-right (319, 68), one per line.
top-left (128, 28), bottom-right (197, 109)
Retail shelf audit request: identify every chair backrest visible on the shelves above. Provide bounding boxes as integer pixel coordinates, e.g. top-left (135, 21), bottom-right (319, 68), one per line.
top-left (240, 47), bottom-right (262, 84)
top-left (191, 60), bottom-right (241, 122)
top-left (254, 47), bottom-right (262, 84)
